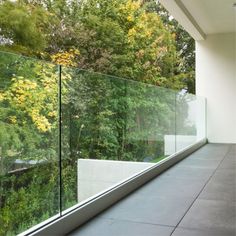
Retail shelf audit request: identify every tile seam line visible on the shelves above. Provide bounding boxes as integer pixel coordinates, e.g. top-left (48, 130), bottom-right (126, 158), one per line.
top-left (98, 216), bottom-right (175, 228)
top-left (170, 145), bottom-right (232, 235)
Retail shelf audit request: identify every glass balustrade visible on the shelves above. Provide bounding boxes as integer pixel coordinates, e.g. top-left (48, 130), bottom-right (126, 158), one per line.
top-left (0, 51), bottom-right (206, 235)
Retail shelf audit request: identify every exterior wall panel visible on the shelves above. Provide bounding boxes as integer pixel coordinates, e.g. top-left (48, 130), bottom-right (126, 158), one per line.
top-left (196, 33), bottom-right (236, 143)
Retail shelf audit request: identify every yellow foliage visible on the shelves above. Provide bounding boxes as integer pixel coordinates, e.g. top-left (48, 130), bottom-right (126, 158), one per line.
top-left (30, 109), bottom-right (52, 132)
top-left (128, 28), bottom-right (136, 42)
top-left (127, 15), bottom-right (133, 22)
top-left (3, 64), bottom-right (60, 133)
top-left (51, 49), bottom-right (80, 67)
top-left (9, 116), bottom-right (17, 124)
top-left (118, 0), bottom-right (141, 25)
top-left (48, 111), bottom-right (57, 118)
top-left (145, 30), bottom-right (152, 37)
top-left (120, 0), bottom-right (140, 12)
top-left (0, 92), bottom-right (5, 101)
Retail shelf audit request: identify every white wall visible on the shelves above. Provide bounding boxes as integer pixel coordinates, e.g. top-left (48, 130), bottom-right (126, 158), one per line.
top-left (77, 159), bottom-right (154, 202)
top-left (164, 135), bottom-right (197, 155)
top-left (196, 33), bottom-right (236, 143)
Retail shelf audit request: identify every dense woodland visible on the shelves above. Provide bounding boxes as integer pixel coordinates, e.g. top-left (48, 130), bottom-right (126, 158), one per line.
top-left (0, 0), bottom-right (195, 235)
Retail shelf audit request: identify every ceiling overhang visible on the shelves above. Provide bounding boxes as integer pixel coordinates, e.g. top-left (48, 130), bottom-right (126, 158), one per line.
top-left (159, 0), bottom-right (205, 40)
top-left (159, 0), bottom-right (236, 41)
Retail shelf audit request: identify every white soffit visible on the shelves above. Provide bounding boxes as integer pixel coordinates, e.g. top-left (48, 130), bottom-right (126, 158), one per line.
top-left (159, 0), bottom-right (236, 41)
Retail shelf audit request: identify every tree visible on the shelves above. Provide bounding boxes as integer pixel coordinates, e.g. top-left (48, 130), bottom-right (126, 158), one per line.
top-left (0, 0), bottom-right (54, 55)
top-left (0, 0), bottom-right (194, 91)
top-left (144, 1), bottom-right (195, 92)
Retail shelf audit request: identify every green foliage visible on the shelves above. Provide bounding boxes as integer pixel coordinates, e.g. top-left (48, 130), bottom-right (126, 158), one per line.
top-left (0, 0), bottom-right (193, 91)
top-left (0, 1), bottom-right (52, 54)
top-left (0, 164), bottom-right (59, 236)
top-left (148, 2), bottom-right (196, 93)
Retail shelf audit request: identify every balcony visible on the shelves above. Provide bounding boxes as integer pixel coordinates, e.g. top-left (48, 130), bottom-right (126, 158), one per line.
top-left (69, 143), bottom-right (236, 236)
top-left (0, 0), bottom-right (235, 234)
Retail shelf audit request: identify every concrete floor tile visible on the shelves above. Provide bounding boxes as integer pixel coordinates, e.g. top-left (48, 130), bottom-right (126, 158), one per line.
top-left (179, 199), bottom-right (236, 232)
top-left (199, 179), bottom-right (236, 202)
top-left (100, 195), bottom-right (194, 226)
top-left (179, 158), bottom-right (221, 169)
top-left (69, 218), bottom-right (173, 236)
top-left (218, 157), bottom-right (236, 169)
top-left (160, 165), bottom-right (214, 181)
top-left (133, 176), bottom-right (205, 199)
top-left (200, 169), bottom-right (236, 202)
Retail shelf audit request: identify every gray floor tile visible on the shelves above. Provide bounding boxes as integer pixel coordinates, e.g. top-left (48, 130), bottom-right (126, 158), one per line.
top-left (179, 199), bottom-right (236, 232)
top-left (199, 179), bottom-right (236, 202)
top-left (188, 153), bottom-right (225, 161)
top-left (218, 157), bottom-right (236, 169)
top-left (179, 158), bottom-right (222, 169)
top-left (188, 147), bottom-right (229, 160)
top-left (133, 176), bottom-right (205, 199)
top-left (191, 144), bottom-right (231, 157)
top-left (69, 218), bottom-right (174, 236)
top-left (172, 227), bottom-right (236, 236)
top-left (213, 168), bottom-right (236, 181)
top-left (100, 195), bottom-right (194, 226)
top-left (199, 169), bottom-right (236, 202)
top-left (228, 145), bottom-right (236, 155)
top-left (225, 153), bottom-right (236, 159)
top-left (161, 165), bottom-right (214, 181)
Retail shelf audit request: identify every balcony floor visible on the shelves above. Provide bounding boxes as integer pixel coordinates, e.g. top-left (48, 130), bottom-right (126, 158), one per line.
top-left (69, 144), bottom-right (236, 236)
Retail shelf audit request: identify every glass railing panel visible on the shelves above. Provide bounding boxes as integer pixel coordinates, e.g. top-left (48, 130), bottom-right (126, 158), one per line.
top-left (175, 91), bottom-right (206, 152)
top-left (61, 68), bottom-right (137, 209)
top-left (125, 80), bottom-right (176, 162)
top-left (61, 67), bottom-right (176, 210)
top-left (0, 52), bottom-right (60, 235)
